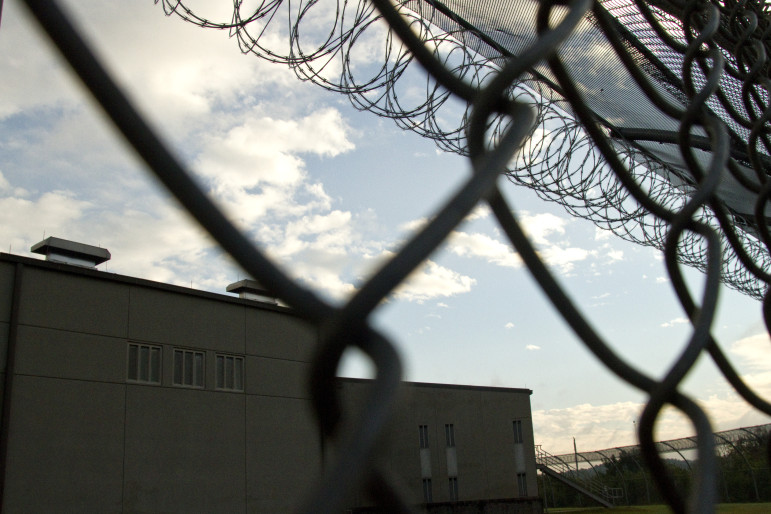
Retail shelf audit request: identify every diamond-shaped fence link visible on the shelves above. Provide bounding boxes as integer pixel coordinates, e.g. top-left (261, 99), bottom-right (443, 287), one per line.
top-left (9, 0), bottom-right (771, 512)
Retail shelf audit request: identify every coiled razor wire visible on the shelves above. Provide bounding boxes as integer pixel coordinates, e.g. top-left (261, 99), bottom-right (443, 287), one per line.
top-left (8, 0), bottom-right (771, 512)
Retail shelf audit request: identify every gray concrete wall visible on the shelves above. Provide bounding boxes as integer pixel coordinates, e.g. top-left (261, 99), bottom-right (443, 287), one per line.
top-left (0, 257), bottom-right (322, 513)
top-left (0, 262), bottom-right (17, 420)
top-left (338, 379), bottom-right (538, 508)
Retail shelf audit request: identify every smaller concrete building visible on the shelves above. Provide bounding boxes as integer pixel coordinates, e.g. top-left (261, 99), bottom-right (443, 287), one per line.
top-left (339, 378), bottom-right (539, 509)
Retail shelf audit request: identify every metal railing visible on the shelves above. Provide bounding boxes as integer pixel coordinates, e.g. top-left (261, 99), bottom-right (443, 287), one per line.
top-left (7, 0), bottom-right (771, 512)
top-left (536, 446), bottom-right (617, 506)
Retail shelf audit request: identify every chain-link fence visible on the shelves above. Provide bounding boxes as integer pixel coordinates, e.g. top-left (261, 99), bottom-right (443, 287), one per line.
top-left (8, 0), bottom-right (771, 512)
top-left (538, 424), bottom-right (771, 507)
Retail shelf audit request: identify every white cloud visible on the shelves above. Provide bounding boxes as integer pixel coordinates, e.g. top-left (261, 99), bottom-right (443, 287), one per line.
top-left (270, 210), bottom-right (355, 259)
top-left (200, 109), bottom-right (353, 174)
top-left (1, 0), bottom-right (297, 128)
top-left (0, 191), bottom-right (92, 251)
top-left (534, 401), bottom-right (643, 453)
top-left (0, 2), bottom-right (81, 119)
top-left (534, 401), bottom-right (714, 454)
top-left (520, 212), bottom-right (592, 273)
top-left (464, 204), bottom-right (491, 222)
top-left (447, 231), bottom-right (522, 268)
top-left (656, 276), bottom-right (669, 284)
top-left (0, 171), bottom-right (10, 191)
top-left (194, 107), bottom-right (352, 227)
top-left (73, 1), bottom-right (298, 132)
top-left (444, 210), bottom-right (593, 274)
top-left (505, 322), bottom-right (515, 329)
top-left (399, 217), bottom-right (429, 233)
top-left (661, 317), bottom-right (689, 328)
top-left (394, 259), bottom-right (476, 303)
top-left (520, 212), bottom-right (566, 246)
top-left (728, 333), bottom-right (771, 396)
top-left (595, 227), bottom-right (613, 241)
top-left (93, 203), bottom-right (216, 286)
top-left (537, 245), bottom-right (590, 274)
top-left (285, 261), bottom-right (357, 300)
top-left (525, 344), bottom-right (540, 351)
top-left (535, 394), bottom-right (771, 456)
top-left (600, 243), bottom-right (623, 262)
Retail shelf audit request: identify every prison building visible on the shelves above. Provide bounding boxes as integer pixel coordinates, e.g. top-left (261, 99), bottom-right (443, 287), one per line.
top-left (0, 239), bottom-right (538, 512)
top-left (338, 378), bottom-right (539, 510)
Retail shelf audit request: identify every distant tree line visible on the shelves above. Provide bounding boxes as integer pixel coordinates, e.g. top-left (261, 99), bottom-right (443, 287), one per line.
top-left (539, 431), bottom-right (771, 508)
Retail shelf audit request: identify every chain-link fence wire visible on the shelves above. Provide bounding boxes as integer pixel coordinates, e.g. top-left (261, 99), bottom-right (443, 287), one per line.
top-left (9, 0), bottom-right (771, 512)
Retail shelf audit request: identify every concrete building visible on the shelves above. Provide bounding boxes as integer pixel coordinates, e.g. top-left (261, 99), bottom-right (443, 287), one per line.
top-left (0, 240), bottom-right (538, 512)
top-left (339, 378), bottom-right (539, 510)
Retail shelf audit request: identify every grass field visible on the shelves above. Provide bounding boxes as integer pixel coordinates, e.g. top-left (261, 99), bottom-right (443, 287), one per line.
top-left (546, 504), bottom-right (771, 513)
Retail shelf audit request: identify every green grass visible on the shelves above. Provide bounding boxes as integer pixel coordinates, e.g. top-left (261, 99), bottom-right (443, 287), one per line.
top-left (546, 504), bottom-right (771, 513)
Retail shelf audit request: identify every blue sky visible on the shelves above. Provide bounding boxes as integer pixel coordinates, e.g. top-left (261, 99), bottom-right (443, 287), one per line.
top-left (1, 0), bottom-right (769, 454)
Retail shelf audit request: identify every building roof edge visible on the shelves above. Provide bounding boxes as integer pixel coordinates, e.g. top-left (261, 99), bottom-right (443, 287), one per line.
top-left (337, 376), bottom-right (532, 395)
top-left (0, 252), bottom-right (295, 315)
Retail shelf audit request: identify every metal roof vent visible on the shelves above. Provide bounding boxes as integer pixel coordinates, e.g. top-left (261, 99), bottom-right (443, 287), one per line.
top-left (226, 279), bottom-right (278, 305)
top-left (31, 237), bottom-right (111, 268)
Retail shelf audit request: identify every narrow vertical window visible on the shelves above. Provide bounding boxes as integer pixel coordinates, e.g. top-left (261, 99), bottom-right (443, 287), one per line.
top-left (149, 346), bottom-right (160, 383)
top-left (139, 345), bottom-right (149, 381)
top-left (419, 425), bottom-right (429, 449)
top-left (445, 424), bottom-right (455, 447)
top-left (225, 355), bottom-right (234, 388)
top-left (128, 344), bottom-right (138, 381)
top-left (184, 351), bottom-right (194, 385)
top-left (448, 476), bottom-right (458, 501)
top-left (173, 349), bottom-right (204, 388)
top-left (174, 349), bottom-right (183, 383)
top-left (195, 352), bottom-right (204, 386)
top-left (517, 472), bottom-right (528, 496)
top-left (127, 343), bottom-right (161, 384)
top-left (513, 419), bottom-right (523, 444)
top-left (215, 354), bottom-right (244, 391)
top-left (234, 357), bottom-right (244, 391)
top-left (422, 478), bottom-right (432, 503)
top-left (216, 354), bottom-right (225, 389)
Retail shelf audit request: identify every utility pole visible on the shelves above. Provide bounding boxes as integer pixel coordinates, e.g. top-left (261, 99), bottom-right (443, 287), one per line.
top-left (573, 437), bottom-right (579, 474)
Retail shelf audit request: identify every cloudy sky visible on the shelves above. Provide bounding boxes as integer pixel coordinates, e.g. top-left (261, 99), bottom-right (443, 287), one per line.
top-left (1, 0), bottom-right (770, 454)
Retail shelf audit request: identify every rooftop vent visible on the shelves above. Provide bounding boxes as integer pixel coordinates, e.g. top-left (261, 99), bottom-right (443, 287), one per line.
top-left (226, 279), bottom-right (278, 305)
top-left (31, 237), bottom-right (111, 268)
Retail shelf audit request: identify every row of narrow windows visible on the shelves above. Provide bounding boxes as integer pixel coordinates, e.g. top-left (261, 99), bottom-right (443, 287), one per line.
top-left (127, 343), bottom-right (244, 391)
top-left (419, 421), bottom-right (524, 449)
top-left (421, 473), bottom-right (528, 503)
top-left (421, 478), bottom-right (459, 503)
top-left (418, 421), bottom-right (528, 502)
top-left (419, 423), bottom-right (456, 449)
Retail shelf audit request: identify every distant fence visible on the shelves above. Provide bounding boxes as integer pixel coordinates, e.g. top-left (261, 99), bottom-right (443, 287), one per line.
top-left (538, 424), bottom-right (771, 507)
top-left (10, 0), bottom-right (771, 512)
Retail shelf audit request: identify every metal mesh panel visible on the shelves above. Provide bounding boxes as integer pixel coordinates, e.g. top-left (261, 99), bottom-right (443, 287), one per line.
top-left (538, 424), bottom-right (771, 506)
top-left (542, 422), bottom-right (771, 464)
top-left (8, 0), bottom-right (771, 512)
